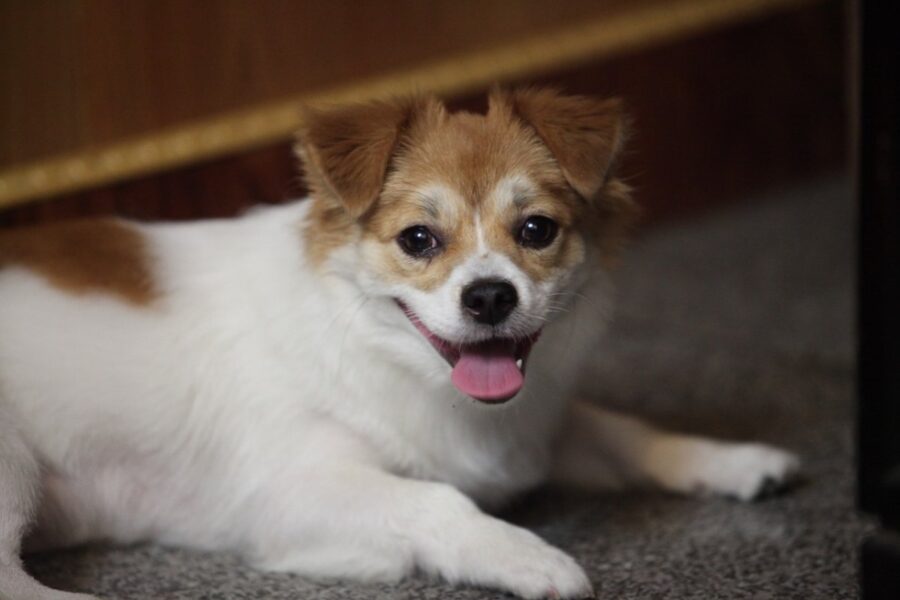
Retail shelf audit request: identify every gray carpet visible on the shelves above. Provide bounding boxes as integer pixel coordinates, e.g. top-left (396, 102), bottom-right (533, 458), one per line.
top-left (26, 177), bottom-right (873, 599)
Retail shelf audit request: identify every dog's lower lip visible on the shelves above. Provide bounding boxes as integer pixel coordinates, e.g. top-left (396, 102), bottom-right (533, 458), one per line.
top-left (394, 300), bottom-right (537, 365)
top-left (395, 300), bottom-right (541, 402)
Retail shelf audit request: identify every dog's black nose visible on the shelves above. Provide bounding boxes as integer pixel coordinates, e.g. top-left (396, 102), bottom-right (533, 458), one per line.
top-left (461, 280), bottom-right (518, 325)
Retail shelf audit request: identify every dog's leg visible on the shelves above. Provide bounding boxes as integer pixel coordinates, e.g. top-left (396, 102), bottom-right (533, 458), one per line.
top-left (250, 464), bottom-right (593, 599)
top-left (550, 401), bottom-right (800, 501)
top-left (0, 414), bottom-right (97, 600)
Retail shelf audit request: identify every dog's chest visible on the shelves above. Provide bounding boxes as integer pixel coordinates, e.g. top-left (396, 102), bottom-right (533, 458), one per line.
top-left (286, 280), bottom-right (594, 506)
top-left (304, 345), bottom-right (569, 506)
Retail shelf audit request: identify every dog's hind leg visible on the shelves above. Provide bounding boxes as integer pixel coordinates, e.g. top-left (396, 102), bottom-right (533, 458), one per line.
top-left (550, 401), bottom-right (800, 501)
top-left (0, 411), bottom-right (96, 600)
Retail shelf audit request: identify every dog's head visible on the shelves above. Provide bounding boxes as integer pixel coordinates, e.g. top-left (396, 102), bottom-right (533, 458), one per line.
top-left (298, 88), bottom-right (635, 403)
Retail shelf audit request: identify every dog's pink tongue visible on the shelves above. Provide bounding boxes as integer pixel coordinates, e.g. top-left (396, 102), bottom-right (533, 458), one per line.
top-left (451, 339), bottom-right (523, 403)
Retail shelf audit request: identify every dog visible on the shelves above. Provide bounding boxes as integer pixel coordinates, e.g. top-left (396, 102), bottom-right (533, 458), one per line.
top-left (0, 88), bottom-right (799, 599)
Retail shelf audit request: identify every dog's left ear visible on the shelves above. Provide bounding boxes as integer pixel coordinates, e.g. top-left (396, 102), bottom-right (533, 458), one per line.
top-left (490, 88), bottom-right (628, 202)
top-left (296, 96), bottom-right (435, 218)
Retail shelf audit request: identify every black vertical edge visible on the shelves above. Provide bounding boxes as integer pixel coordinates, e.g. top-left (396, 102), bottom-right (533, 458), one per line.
top-left (858, 0), bottom-right (900, 597)
top-left (857, 0), bottom-right (900, 521)
top-left (862, 533), bottom-right (900, 600)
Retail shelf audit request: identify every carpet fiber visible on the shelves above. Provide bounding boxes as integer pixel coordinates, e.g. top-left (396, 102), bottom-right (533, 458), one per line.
top-left (27, 177), bottom-right (872, 599)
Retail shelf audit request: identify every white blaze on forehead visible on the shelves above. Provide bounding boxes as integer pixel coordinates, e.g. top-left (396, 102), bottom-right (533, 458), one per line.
top-left (474, 213), bottom-right (487, 256)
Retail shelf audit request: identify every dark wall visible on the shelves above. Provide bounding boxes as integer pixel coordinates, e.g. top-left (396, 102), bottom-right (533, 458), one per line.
top-left (0, 1), bottom-right (846, 229)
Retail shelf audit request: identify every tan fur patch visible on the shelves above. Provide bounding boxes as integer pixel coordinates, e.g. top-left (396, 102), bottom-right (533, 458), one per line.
top-left (0, 218), bottom-right (156, 305)
top-left (358, 97), bottom-right (593, 291)
top-left (362, 185), bottom-right (479, 291)
top-left (495, 87), bottom-right (628, 202)
top-left (298, 89), bottom-right (638, 285)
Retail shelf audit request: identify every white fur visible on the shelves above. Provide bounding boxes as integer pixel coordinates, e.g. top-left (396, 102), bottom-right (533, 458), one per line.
top-left (0, 200), bottom-right (799, 600)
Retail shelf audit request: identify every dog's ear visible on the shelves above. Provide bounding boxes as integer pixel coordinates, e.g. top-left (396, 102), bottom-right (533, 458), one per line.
top-left (296, 96), bottom-right (437, 218)
top-left (490, 88), bottom-right (628, 202)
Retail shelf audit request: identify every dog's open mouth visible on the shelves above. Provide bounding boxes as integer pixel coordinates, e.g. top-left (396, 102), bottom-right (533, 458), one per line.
top-left (397, 301), bottom-right (540, 403)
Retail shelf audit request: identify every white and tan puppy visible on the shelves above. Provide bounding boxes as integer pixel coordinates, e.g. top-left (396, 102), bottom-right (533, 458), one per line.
top-left (0, 89), bottom-right (798, 600)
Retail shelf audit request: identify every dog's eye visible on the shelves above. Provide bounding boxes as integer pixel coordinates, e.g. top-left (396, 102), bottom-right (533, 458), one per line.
top-left (517, 216), bottom-right (558, 248)
top-left (398, 225), bottom-right (441, 257)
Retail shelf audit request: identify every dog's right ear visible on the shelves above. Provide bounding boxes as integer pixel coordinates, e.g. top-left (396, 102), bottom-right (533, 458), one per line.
top-left (296, 96), bottom-right (437, 219)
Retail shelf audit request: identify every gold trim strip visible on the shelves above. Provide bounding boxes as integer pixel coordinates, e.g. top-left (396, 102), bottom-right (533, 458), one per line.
top-left (0, 0), bottom-right (818, 210)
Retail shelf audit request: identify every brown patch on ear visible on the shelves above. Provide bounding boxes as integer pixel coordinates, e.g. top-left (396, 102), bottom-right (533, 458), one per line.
top-left (0, 218), bottom-right (156, 305)
top-left (491, 87), bottom-right (628, 202)
top-left (296, 95), bottom-right (442, 219)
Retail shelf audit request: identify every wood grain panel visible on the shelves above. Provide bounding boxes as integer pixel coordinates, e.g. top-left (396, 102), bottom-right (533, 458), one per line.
top-left (0, 1), bottom-right (846, 230)
top-left (0, 1), bottom-right (86, 167)
top-left (1, 0), bottom-right (642, 166)
top-left (0, 0), bottom-right (821, 209)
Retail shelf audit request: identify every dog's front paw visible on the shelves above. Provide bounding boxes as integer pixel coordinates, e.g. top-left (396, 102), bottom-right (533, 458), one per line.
top-left (446, 520), bottom-right (593, 599)
top-left (688, 442), bottom-right (801, 501)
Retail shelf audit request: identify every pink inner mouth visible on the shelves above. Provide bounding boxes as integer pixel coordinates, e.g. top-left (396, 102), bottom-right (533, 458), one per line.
top-left (396, 301), bottom-right (540, 403)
